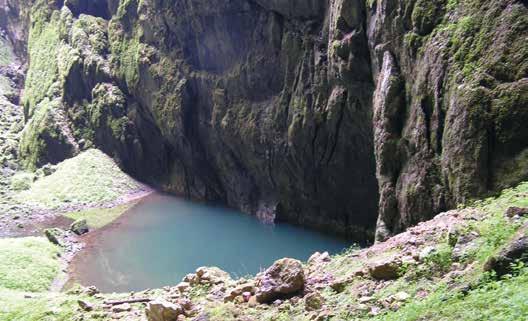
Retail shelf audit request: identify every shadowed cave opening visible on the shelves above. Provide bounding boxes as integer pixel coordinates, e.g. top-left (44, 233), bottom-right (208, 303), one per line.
top-left (65, 0), bottom-right (113, 20)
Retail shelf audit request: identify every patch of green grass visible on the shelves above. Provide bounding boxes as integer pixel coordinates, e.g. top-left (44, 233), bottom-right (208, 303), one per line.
top-left (470, 182), bottom-right (528, 262)
top-left (324, 245), bottom-right (363, 276)
top-left (0, 237), bottom-right (60, 292)
top-left (63, 202), bottom-right (138, 229)
top-left (0, 290), bottom-right (81, 321)
top-left (423, 242), bottom-right (454, 273)
top-left (17, 149), bottom-right (143, 210)
top-left (10, 172), bottom-right (36, 191)
top-left (370, 268), bottom-right (528, 321)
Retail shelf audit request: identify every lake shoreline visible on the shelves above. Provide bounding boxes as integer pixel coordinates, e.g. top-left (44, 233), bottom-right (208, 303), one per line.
top-left (49, 189), bottom-right (155, 292)
top-left (67, 193), bottom-right (351, 293)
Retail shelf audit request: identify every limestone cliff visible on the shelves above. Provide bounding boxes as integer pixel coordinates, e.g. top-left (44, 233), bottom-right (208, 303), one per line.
top-left (368, 0), bottom-right (528, 239)
top-left (2, 0), bottom-right (527, 240)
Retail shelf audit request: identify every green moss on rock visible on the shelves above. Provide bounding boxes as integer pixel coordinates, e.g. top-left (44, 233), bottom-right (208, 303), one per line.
top-left (0, 36), bottom-right (16, 67)
top-left (108, 18), bottom-right (142, 90)
top-left (10, 172), bottom-right (35, 191)
top-left (492, 81), bottom-right (528, 149)
top-left (18, 98), bottom-right (75, 170)
top-left (22, 9), bottom-right (62, 117)
top-left (412, 0), bottom-right (446, 36)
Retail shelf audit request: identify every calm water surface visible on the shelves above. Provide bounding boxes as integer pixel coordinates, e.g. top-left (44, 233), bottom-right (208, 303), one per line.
top-left (72, 193), bottom-right (350, 292)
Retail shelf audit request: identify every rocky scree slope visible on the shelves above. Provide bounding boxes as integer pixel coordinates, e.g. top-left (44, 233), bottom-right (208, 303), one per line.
top-left (2, 0), bottom-right (527, 240)
top-left (4, 181), bottom-right (526, 321)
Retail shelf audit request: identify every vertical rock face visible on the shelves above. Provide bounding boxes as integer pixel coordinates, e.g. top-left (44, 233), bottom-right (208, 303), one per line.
top-left (5, 0), bottom-right (528, 240)
top-left (368, 0), bottom-right (528, 240)
top-left (9, 0), bottom-right (379, 239)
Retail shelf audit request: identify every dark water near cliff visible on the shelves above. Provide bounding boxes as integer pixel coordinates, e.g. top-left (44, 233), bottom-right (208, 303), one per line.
top-left (72, 193), bottom-right (349, 292)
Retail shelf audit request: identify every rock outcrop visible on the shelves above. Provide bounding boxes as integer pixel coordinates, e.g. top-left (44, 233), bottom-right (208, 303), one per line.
top-left (369, 0), bottom-right (528, 240)
top-left (485, 223), bottom-right (528, 276)
top-left (70, 219), bottom-right (89, 235)
top-left (145, 300), bottom-right (184, 321)
top-left (2, 0), bottom-right (527, 240)
top-left (255, 258), bottom-right (305, 303)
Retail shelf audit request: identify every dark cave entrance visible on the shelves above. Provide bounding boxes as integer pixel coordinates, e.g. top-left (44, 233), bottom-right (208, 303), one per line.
top-left (65, 0), bottom-right (112, 20)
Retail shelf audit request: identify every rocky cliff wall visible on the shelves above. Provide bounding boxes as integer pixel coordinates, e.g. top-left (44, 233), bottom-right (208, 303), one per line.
top-left (3, 0), bottom-right (527, 240)
top-left (368, 0), bottom-right (528, 240)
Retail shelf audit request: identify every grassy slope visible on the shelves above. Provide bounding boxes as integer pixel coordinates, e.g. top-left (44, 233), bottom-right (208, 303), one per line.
top-left (0, 290), bottom-right (80, 321)
top-left (344, 182), bottom-right (528, 321)
top-left (373, 272), bottom-right (528, 321)
top-left (16, 149), bottom-right (143, 209)
top-left (0, 237), bottom-right (60, 292)
top-left (0, 149), bottom-right (145, 320)
top-left (0, 237), bottom-right (84, 321)
top-left (199, 182), bottom-right (528, 321)
top-left (64, 201), bottom-right (138, 229)
top-left (357, 182), bottom-right (527, 321)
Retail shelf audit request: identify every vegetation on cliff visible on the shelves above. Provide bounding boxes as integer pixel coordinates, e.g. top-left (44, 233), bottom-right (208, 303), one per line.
top-left (372, 0), bottom-right (528, 241)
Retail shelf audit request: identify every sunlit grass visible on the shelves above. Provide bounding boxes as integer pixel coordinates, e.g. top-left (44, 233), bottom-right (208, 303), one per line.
top-left (0, 290), bottom-right (80, 321)
top-left (63, 201), bottom-right (138, 229)
top-left (16, 149), bottom-right (143, 210)
top-left (0, 237), bottom-right (60, 292)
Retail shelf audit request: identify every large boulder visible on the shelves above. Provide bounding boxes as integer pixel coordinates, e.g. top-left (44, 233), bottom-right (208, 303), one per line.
top-left (194, 266), bottom-right (231, 285)
top-left (255, 258), bottom-right (305, 303)
top-left (505, 207), bottom-right (528, 218)
top-left (368, 256), bottom-right (402, 280)
top-left (70, 219), bottom-right (89, 235)
top-left (485, 224), bottom-right (528, 276)
top-left (145, 300), bottom-right (183, 321)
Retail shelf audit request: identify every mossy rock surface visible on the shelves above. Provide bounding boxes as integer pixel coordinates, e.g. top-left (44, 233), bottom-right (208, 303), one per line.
top-left (18, 98), bottom-right (75, 170)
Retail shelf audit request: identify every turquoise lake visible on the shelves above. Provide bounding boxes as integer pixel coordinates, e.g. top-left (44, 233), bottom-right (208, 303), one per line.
top-left (71, 193), bottom-right (350, 292)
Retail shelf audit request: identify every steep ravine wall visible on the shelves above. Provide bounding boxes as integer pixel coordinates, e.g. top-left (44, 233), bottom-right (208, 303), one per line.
top-left (368, 0), bottom-right (528, 240)
top-left (2, 0), bottom-right (527, 241)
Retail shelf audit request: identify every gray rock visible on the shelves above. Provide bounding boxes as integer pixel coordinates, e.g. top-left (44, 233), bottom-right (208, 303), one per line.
top-left (44, 228), bottom-right (65, 246)
top-left (112, 303), bottom-right (131, 313)
top-left (146, 300), bottom-right (183, 321)
top-left (304, 291), bottom-right (324, 311)
top-left (484, 224), bottom-right (528, 276)
top-left (255, 258), bottom-right (305, 303)
top-left (505, 207), bottom-right (528, 218)
top-left (194, 266), bottom-right (231, 285)
top-left (77, 299), bottom-right (94, 311)
top-left (70, 219), bottom-right (89, 235)
top-left (368, 257), bottom-right (401, 280)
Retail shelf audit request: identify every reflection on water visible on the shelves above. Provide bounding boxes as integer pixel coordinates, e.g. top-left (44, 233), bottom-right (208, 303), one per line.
top-left (71, 193), bottom-right (350, 292)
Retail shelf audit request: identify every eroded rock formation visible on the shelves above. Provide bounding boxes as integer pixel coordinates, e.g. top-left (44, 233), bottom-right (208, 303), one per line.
top-left (1, 0), bottom-right (527, 240)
